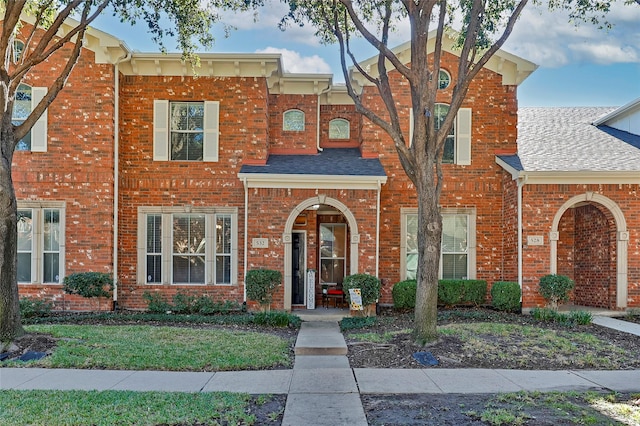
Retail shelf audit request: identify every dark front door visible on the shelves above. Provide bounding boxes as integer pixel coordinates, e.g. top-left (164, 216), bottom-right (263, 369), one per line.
top-left (292, 232), bottom-right (305, 305)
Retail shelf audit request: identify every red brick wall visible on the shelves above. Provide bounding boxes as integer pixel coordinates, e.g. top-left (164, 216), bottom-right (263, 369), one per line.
top-left (268, 94), bottom-right (318, 153)
top-left (13, 30), bottom-right (116, 311)
top-left (521, 184), bottom-right (640, 309)
top-left (573, 204), bottom-right (615, 308)
top-left (319, 104), bottom-right (360, 148)
top-left (501, 174), bottom-right (519, 283)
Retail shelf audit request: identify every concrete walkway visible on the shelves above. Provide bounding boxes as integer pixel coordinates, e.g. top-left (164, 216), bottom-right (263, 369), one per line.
top-left (1, 315), bottom-right (640, 424)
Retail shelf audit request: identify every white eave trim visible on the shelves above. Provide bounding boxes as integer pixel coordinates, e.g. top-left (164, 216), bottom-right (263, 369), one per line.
top-left (592, 97), bottom-right (640, 126)
top-left (496, 156), bottom-right (640, 184)
top-left (238, 173), bottom-right (387, 190)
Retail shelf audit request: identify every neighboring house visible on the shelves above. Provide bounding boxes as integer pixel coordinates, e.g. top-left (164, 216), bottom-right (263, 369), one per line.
top-left (10, 19), bottom-right (640, 312)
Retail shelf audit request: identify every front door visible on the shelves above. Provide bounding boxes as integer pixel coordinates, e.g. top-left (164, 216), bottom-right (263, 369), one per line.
top-left (291, 231), bottom-right (306, 305)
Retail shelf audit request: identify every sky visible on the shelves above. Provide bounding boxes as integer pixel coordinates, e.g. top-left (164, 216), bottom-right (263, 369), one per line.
top-left (93, 1), bottom-right (640, 107)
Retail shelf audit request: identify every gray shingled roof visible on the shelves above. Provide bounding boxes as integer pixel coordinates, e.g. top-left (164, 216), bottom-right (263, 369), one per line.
top-left (501, 107), bottom-right (640, 172)
top-left (239, 148), bottom-right (386, 177)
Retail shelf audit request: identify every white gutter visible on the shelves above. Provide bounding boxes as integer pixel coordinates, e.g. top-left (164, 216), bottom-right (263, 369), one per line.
top-left (316, 84), bottom-right (332, 151)
top-left (242, 177), bottom-right (248, 302)
top-left (375, 179), bottom-right (382, 278)
top-left (517, 175), bottom-right (527, 299)
top-left (112, 47), bottom-right (132, 309)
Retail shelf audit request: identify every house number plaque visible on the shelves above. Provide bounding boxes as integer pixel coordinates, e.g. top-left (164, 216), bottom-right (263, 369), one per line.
top-left (252, 238), bottom-right (269, 248)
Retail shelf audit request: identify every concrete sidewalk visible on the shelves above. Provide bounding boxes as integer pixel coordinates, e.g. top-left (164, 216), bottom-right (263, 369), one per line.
top-left (2, 315), bottom-right (640, 425)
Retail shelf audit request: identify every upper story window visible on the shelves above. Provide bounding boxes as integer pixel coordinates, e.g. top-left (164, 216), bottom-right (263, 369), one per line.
top-left (13, 40), bottom-right (25, 62)
top-left (435, 103), bottom-right (455, 163)
top-left (170, 102), bottom-right (204, 160)
top-left (153, 100), bottom-right (219, 162)
top-left (438, 70), bottom-right (451, 89)
top-left (13, 84), bottom-right (32, 151)
top-left (283, 109), bottom-right (305, 131)
top-left (329, 118), bottom-right (350, 139)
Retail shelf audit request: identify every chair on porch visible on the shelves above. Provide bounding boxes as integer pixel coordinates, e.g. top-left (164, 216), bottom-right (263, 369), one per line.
top-left (322, 284), bottom-right (346, 308)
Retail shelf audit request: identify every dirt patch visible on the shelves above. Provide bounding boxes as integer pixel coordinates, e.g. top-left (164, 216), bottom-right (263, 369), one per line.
top-left (345, 308), bottom-right (640, 370)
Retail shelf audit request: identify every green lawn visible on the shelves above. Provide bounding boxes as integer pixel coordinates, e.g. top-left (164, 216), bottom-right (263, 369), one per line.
top-left (19, 324), bottom-right (292, 371)
top-left (0, 390), bottom-right (281, 426)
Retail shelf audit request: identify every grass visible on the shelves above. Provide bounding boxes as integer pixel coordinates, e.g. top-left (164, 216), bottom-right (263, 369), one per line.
top-left (15, 324), bottom-right (292, 371)
top-left (0, 390), bottom-right (280, 426)
top-left (437, 322), bottom-right (632, 369)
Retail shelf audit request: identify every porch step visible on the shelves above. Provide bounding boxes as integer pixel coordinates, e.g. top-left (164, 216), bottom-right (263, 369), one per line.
top-left (294, 321), bottom-right (348, 356)
top-left (294, 308), bottom-right (349, 323)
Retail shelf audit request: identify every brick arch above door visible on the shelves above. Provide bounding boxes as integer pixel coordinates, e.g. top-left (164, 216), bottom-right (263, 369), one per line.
top-left (549, 192), bottom-right (629, 309)
top-left (282, 195), bottom-right (360, 311)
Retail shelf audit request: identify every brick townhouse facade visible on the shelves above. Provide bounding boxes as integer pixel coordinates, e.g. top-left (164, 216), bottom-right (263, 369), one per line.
top-left (11, 19), bottom-right (640, 313)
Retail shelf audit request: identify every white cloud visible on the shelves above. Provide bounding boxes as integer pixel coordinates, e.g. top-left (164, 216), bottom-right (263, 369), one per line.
top-left (255, 47), bottom-right (332, 74)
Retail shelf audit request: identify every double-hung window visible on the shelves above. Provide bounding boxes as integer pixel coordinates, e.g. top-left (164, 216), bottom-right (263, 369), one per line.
top-left (401, 208), bottom-right (476, 281)
top-left (138, 207), bottom-right (237, 285)
top-left (153, 100), bottom-right (219, 161)
top-left (17, 202), bottom-right (65, 284)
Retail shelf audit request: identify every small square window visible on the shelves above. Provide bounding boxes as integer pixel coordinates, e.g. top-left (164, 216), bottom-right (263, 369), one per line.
top-left (283, 110), bottom-right (305, 131)
top-left (329, 119), bottom-right (350, 139)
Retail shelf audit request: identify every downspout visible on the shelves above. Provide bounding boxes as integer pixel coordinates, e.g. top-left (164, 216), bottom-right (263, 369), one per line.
top-left (242, 177), bottom-right (248, 303)
top-left (316, 83), bottom-right (331, 152)
top-left (112, 47), bottom-right (132, 311)
top-left (517, 175), bottom-right (528, 300)
top-left (376, 179), bottom-right (382, 278)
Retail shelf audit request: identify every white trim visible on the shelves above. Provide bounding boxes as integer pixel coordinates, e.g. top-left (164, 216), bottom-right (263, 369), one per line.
top-left (237, 173), bottom-right (387, 190)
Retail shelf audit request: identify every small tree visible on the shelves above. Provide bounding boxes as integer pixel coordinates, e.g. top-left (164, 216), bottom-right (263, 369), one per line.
top-left (539, 274), bottom-right (574, 310)
top-left (342, 273), bottom-right (381, 316)
top-left (246, 269), bottom-right (282, 312)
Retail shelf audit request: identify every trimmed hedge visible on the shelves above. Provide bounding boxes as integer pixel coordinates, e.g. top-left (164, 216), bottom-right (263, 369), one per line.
top-left (246, 269), bottom-right (282, 309)
top-left (63, 272), bottom-right (113, 298)
top-left (437, 279), bottom-right (487, 307)
top-left (392, 279), bottom-right (417, 309)
top-left (491, 281), bottom-right (521, 312)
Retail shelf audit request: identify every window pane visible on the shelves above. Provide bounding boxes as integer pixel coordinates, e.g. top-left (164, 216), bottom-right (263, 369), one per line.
top-left (216, 215), bottom-right (231, 254)
top-left (17, 252), bottom-right (31, 282)
top-left (283, 110), bottom-right (304, 131)
top-left (442, 254), bottom-right (467, 280)
top-left (329, 119), bottom-right (350, 139)
top-left (171, 132), bottom-right (203, 160)
top-left (216, 255), bottom-right (231, 284)
top-left (17, 210), bottom-right (32, 251)
top-left (147, 215), bottom-right (162, 254)
top-left (438, 70), bottom-right (450, 89)
top-left (43, 209), bottom-right (60, 251)
top-left (406, 214), bottom-right (418, 253)
top-left (442, 215), bottom-right (468, 254)
top-left (321, 259), bottom-right (344, 284)
top-left (170, 102), bottom-right (204, 161)
top-left (43, 253), bottom-right (59, 283)
top-left (13, 84), bottom-right (32, 151)
top-left (332, 225), bottom-right (346, 257)
top-left (406, 253), bottom-right (417, 280)
top-left (443, 136), bottom-right (455, 163)
top-left (172, 214), bottom-right (205, 284)
top-left (147, 255), bottom-right (162, 283)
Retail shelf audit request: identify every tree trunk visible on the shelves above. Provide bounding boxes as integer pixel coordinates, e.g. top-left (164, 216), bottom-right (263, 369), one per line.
top-left (413, 177), bottom-right (442, 344)
top-left (0, 119), bottom-right (24, 342)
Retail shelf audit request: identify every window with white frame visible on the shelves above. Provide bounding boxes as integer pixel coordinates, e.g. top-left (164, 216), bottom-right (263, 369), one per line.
top-left (153, 100), bottom-right (219, 162)
top-left (12, 83), bottom-right (48, 152)
top-left (17, 202), bottom-right (65, 284)
top-left (438, 70), bottom-right (451, 89)
top-left (320, 223), bottom-right (346, 284)
top-left (409, 106), bottom-right (471, 165)
top-left (329, 118), bottom-right (350, 139)
top-left (13, 40), bottom-right (25, 62)
top-left (401, 208), bottom-right (475, 281)
top-left (283, 109), bottom-right (305, 131)
top-left (138, 207), bottom-right (237, 285)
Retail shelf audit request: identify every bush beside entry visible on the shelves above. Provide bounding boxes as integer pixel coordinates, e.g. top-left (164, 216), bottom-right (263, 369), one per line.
top-left (539, 274), bottom-right (574, 309)
top-left (342, 273), bottom-right (381, 316)
top-left (491, 281), bottom-right (521, 312)
top-left (246, 269), bottom-right (282, 311)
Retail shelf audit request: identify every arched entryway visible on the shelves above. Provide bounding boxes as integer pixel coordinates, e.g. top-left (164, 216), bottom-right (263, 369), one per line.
top-left (550, 192), bottom-right (629, 309)
top-left (282, 195), bottom-right (360, 311)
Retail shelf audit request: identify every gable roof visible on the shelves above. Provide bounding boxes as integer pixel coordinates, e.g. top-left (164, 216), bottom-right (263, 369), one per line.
top-left (497, 107), bottom-right (640, 183)
top-left (351, 30), bottom-right (537, 89)
top-left (592, 97), bottom-right (640, 134)
top-left (238, 148), bottom-right (387, 190)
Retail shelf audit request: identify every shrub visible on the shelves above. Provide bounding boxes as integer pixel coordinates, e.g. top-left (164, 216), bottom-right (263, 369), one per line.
top-left (438, 279), bottom-right (487, 307)
top-left (142, 291), bottom-right (172, 313)
top-left (342, 273), bottom-right (381, 307)
top-left (530, 307), bottom-right (592, 326)
top-left (392, 279), bottom-right (417, 309)
top-left (252, 311), bottom-right (301, 327)
top-left (539, 274), bottom-right (574, 309)
top-left (20, 297), bottom-right (53, 318)
top-left (491, 281), bottom-right (521, 312)
top-left (246, 269), bottom-right (282, 310)
top-left (63, 272), bottom-right (113, 298)
top-left (172, 292), bottom-right (198, 314)
top-left (340, 316), bottom-right (378, 331)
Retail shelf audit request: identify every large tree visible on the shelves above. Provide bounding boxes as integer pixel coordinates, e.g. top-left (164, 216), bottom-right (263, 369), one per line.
top-left (281, 0), bottom-right (639, 343)
top-left (0, 0), bottom-right (264, 343)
